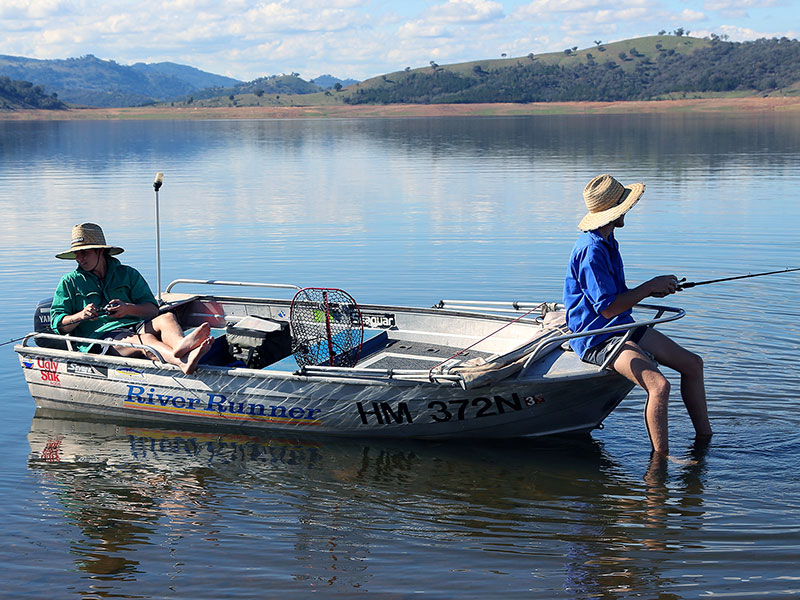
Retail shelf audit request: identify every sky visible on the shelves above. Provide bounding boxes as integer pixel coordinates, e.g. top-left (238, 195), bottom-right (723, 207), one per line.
top-left (0, 0), bottom-right (796, 83)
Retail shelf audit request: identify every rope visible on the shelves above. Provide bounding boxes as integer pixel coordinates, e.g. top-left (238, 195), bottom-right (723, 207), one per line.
top-left (428, 303), bottom-right (545, 376)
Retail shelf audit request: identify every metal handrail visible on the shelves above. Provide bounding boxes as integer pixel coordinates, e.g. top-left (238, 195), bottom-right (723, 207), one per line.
top-left (597, 306), bottom-right (667, 370)
top-left (20, 332), bottom-right (166, 363)
top-left (298, 364), bottom-right (463, 384)
top-left (435, 299), bottom-right (560, 316)
top-left (165, 279), bottom-right (300, 293)
top-left (518, 304), bottom-right (684, 377)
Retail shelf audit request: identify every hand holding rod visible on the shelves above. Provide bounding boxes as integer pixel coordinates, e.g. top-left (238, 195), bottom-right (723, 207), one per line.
top-left (678, 267), bottom-right (800, 290)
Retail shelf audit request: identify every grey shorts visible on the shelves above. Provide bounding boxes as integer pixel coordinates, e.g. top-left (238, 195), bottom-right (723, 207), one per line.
top-left (98, 322), bottom-right (147, 354)
top-left (582, 326), bottom-right (647, 366)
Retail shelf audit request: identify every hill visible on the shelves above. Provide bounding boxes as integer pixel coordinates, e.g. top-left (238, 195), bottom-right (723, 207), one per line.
top-left (311, 74), bottom-right (359, 89)
top-left (131, 62), bottom-right (241, 90)
top-left (174, 35), bottom-right (798, 109)
top-left (0, 54), bottom-right (244, 107)
top-left (0, 54), bottom-right (359, 108)
top-left (180, 74), bottom-right (328, 105)
top-left (340, 35), bottom-right (800, 104)
top-left (0, 76), bottom-right (66, 110)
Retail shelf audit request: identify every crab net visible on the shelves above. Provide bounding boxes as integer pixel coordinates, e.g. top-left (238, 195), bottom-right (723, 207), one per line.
top-left (290, 287), bottom-right (364, 368)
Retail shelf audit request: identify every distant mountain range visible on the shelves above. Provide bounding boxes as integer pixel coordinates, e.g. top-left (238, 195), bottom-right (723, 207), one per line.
top-left (0, 53), bottom-right (358, 108)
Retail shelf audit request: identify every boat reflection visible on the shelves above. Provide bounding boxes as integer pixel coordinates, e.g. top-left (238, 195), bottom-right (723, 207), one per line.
top-left (27, 409), bottom-right (709, 597)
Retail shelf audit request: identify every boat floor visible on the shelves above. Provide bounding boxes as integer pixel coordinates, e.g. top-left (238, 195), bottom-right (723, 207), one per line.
top-left (226, 330), bottom-right (494, 373)
top-left (355, 337), bottom-right (491, 371)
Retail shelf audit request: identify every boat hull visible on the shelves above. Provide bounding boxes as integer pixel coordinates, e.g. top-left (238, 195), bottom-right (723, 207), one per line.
top-left (17, 349), bottom-right (634, 440)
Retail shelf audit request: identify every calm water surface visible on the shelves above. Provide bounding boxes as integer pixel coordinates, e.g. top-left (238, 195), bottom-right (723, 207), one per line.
top-left (1, 114), bottom-right (799, 599)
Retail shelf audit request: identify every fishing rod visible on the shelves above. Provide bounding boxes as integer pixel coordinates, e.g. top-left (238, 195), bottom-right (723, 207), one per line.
top-left (678, 267), bottom-right (800, 290)
top-left (0, 303), bottom-right (116, 348)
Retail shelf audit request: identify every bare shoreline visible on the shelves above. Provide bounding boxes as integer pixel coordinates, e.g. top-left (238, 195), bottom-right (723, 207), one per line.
top-left (2, 97), bottom-right (799, 120)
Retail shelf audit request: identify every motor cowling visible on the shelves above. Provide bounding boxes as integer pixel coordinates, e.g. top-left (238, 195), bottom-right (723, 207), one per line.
top-left (33, 298), bottom-right (67, 350)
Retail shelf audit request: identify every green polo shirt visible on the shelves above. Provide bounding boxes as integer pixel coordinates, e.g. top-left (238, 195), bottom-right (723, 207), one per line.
top-left (50, 255), bottom-right (158, 352)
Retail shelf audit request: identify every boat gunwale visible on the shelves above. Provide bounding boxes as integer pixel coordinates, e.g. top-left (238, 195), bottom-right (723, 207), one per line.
top-left (16, 291), bottom-right (685, 386)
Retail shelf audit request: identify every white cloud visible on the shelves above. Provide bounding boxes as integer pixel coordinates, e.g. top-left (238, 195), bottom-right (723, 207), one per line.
top-left (427, 0), bottom-right (504, 24)
top-left (692, 24), bottom-right (796, 41)
top-left (703, 0), bottom-right (777, 10)
top-left (397, 20), bottom-right (453, 39)
top-left (0, 0), bottom-right (71, 19)
top-left (680, 9), bottom-right (706, 22)
top-left (515, 0), bottom-right (604, 17)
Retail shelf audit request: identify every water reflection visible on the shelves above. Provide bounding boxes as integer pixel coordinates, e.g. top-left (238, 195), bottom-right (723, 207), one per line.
top-left (28, 410), bottom-right (711, 597)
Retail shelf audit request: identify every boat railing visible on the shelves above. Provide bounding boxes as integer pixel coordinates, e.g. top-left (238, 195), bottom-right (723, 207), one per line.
top-left (517, 303), bottom-right (684, 377)
top-left (165, 279), bottom-right (301, 294)
top-left (434, 299), bottom-right (559, 319)
top-left (298, 364), bottom-right (464, 384)
top-left (19, 332), bottom-right (167, 363)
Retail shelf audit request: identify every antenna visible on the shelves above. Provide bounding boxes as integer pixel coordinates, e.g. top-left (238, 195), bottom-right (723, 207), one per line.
top-left (154, 172), bottom-right (164, 304)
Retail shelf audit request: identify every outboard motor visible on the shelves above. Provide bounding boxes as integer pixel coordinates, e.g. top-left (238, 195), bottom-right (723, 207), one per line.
top-left (33, 298), bottom-right (67, 350)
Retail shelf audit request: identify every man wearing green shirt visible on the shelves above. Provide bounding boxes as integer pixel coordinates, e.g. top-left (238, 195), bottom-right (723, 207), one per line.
top-left (51, 223), bottom-right (212, 374)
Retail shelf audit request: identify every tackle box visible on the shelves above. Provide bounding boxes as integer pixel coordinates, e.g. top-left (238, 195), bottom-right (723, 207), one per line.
top-left (225, 315), bottom-right (292, 369)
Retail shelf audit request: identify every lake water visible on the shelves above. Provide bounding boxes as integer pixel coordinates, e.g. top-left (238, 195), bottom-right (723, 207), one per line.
top-left (1, 113), bottom-right (799, 599)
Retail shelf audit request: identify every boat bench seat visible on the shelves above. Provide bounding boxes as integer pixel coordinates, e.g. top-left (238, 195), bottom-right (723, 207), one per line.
top-left (356, 336), bottom-right (492, 371)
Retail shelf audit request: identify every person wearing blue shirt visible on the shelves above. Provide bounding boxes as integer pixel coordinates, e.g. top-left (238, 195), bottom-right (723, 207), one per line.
top-left (564, 175), bottom-right (712, 456)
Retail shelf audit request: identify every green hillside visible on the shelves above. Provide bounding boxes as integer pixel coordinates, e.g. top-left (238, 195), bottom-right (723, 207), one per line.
top-left (339, 35), bottom-right (799, 104)
top-left (178, 34), bottom-right (798, 109)
top-left (0, 76), bottom-right (65, 110)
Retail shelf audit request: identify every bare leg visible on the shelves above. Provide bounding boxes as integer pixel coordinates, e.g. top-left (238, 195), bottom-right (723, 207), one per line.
top-left (639, 329), bottom-right (712, 438)
top-left (143, 315), bottom-right (210, 359)
top-left (611, 342), bottom-right (672, 455)
top-left (182, 336), bottom-right (214, 375)
top-left (112, 331), bottom-right (213, 375)
top-left (172, 322), bottom-right (211, 359)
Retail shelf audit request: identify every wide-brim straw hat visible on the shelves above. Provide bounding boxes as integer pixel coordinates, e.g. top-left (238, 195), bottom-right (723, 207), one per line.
top-left (56, 223), bottom-right (124, 259)
top-left (578, 174), bottom-right (645, 231)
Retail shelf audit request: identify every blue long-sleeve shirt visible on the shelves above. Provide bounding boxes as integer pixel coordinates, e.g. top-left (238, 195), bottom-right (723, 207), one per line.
top-left (563, 231), bottom-right (634, 359)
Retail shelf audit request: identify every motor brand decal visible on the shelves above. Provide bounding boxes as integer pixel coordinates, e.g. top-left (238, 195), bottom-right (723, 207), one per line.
top-left (67, 362), bottom-right (108, 378)
top-left (361, 312), bottom-right (396, 329)
top-left (123, 385), bottom-right (322, 426)
top-left (37, 358), bottom-right (61, 385)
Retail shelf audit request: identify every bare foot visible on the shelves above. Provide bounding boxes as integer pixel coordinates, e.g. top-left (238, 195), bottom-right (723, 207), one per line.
top-left (174, 323), bottom-right (211, 359)
top-left (181, 336), bottom-right (214, 375)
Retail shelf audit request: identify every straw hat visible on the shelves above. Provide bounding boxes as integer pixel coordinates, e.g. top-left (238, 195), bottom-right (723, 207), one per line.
top-left (55, 223), bottom-right (124, 259)
top-left (578, 174), bottom-right (645, 232)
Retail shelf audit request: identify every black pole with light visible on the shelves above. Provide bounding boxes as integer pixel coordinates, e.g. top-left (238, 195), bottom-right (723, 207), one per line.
top-left (154, 172), bottom-right (164, 305)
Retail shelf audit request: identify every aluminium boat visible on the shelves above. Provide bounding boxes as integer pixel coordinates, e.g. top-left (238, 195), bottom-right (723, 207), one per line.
top-left (15, 278), bottom-right (683, 440)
